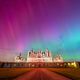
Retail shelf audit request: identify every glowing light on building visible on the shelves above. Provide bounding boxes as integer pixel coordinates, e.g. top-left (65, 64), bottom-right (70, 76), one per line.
top-left (15, 49), bottom-right (63, 62)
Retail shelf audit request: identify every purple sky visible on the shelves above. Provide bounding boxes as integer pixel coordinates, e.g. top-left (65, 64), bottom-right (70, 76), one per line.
top-left (0, 0), bottom-right (80, 61)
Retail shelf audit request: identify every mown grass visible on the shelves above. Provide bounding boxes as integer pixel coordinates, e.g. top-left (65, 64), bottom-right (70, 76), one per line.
top-left (48, 68), bottom-right (80, 80)
top-left (0, 68), bottom-right (33, 80)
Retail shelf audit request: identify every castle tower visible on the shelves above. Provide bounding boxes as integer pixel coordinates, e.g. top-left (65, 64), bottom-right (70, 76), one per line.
top-left (19, 52), bottom-right (21, 56)
top-left (15, 52), bottom-right (25, 62)
top-left (45, 48), bottom-right (50, 57)
top-left (27, 51), bottom-right (30, 57)
top-left (53, 54), bottom-right (63, 62)
top-left (38, 50), bottom-right (42, 58)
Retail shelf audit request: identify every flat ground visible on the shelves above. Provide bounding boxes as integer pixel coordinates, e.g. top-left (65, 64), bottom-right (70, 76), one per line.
top-left (0, 68), bottom-right (33, 80)
top-left (0, 68), bottom-right (80, 80)
top-left (14, 68), bottom-right (71, 80)
top-left (48, 68), bottom-right (80, 80)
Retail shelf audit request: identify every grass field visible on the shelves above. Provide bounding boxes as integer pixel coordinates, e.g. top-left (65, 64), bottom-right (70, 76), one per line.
top-left (0, 68), bottom-right (33, 80)
top-left (48, 68), bottom-right (80, 80)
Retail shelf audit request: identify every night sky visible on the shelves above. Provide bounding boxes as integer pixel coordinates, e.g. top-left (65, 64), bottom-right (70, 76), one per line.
top-left (0, 0), bottom-right (80, 61)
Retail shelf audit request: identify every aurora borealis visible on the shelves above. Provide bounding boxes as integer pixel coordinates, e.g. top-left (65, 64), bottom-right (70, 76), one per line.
top-left (0, 0), bottom-right (80, 61)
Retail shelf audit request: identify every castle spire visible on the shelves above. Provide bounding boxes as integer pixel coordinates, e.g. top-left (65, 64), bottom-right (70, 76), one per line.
top-left (19, 52), bottom-right (21, 56)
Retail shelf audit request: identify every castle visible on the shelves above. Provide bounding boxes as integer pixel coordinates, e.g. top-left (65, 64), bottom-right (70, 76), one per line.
top-left (15, 49), bottom-right (63, 62)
